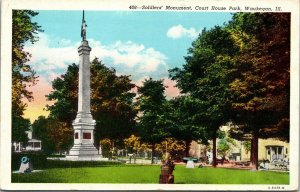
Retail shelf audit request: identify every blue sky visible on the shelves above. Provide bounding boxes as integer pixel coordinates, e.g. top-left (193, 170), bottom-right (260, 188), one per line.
top-left (24, 11), bottom-right (233, 121)
top-left (29, 11), bottom-right (232, 81)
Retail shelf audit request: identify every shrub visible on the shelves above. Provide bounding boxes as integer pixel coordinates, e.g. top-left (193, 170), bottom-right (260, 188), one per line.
top-left (47, 154), bottom-right (66, 158)
top-left (12, 152), bottom-right (124, 171)
top-left (46, 160), bottom-right (123, 169)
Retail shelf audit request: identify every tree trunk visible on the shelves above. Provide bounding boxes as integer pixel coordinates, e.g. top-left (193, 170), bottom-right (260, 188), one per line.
top-left (212, 130), bottom-right (217, 168)
top-left (112, 140), bottom-right (115, 156)
top-left (250, 130), bottom-right (259, 170)
top-left (250, 139), bottom-right (254, 162)
top-left (185, 140), bottom-right (191, 157)
top-left (151, 144), bottom-right (155, 164)
top-left (203, 146), bottom-right (207, 163)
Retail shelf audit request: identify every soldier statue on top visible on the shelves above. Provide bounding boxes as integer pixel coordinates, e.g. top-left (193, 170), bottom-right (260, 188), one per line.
top-left (81, 10), bottom-right (87, 41)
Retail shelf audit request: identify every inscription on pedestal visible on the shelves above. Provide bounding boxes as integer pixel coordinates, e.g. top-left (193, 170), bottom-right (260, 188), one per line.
top-left (83, 132), bottom-right (91, 139)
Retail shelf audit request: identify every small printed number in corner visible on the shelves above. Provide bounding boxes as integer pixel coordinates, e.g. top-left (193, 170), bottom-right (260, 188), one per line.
top-left (268, 186), bottom-right (285, 190)
top-left (129, 5), bottom-right (138, 10)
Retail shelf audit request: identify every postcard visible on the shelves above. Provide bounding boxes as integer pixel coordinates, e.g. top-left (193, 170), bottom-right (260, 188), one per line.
top-left (1, 0), bottom-right (299, 191)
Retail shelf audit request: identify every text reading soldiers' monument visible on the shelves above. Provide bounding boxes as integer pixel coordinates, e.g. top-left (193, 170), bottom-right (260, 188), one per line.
top-left (67, 11), bottom-right (100, 160)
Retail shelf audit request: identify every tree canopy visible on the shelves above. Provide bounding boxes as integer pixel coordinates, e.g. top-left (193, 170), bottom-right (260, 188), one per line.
top-left (228, 13), bottom-right (290, 142)
top-left (46, 58), bottom-right (137, 151)
top-left (12, 10), bottom-right (42, 144)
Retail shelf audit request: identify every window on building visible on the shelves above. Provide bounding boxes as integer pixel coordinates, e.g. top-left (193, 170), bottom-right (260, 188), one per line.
top-left (34, 142), bottom-right (41, 148)
top-left (75, 132), bottom-right (79, 139)
top-left (266, 146), bottom-right (284, 161)
top-left (28, 142), bottom-right (34, 148)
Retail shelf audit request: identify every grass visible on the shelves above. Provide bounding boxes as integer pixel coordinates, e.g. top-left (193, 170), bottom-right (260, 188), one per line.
top-left (12, 165), bottom-right (289, 184)
top-left (12, 165), bottom-right (159, 183)
top-left (174, 166), bottom-right (289, 184)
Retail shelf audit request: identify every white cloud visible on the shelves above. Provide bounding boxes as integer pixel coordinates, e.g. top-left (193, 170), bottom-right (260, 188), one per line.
top-left (89, 40), bottom-right (168, 73)
top-left (25, 33), bottom-right (78, 82)
top-left (167, 25), bottom-right (201, 39)
top-left (25, 33), bottom-right (169, 84)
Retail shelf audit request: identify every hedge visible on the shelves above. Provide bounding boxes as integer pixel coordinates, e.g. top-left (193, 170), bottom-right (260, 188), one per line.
top-left (12, 152), bottom-right (123, 171)
top-left (45, 160), bottom-right (123, 169)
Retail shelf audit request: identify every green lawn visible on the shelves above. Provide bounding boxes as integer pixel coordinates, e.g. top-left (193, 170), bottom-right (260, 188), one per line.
top-left (12, 165), bottom-right (289, 184)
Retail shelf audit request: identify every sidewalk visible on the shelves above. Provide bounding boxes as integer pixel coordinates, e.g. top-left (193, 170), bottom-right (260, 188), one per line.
top-left (124, 159), bottom-right (162, 164)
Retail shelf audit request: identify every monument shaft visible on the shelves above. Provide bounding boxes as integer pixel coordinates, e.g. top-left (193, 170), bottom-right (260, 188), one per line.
top-left (77, 41), bottom-right (92, 119)
top-left (67, 11), bottom-right (100, 160)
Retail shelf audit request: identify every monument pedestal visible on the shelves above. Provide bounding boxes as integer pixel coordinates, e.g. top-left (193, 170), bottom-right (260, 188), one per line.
top-left (66, 111), bottom-right (102, 160)
top-left (67, 143), bottom-right (100, 160)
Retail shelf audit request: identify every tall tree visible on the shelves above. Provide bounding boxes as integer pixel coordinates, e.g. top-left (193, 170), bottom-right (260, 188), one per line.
top-left (168, 96), bottom-right (208, 157)
top-left (170, 26), bottom-right (238, 167)
top-left (47, 58), bottom-right (137, 151)
top-left (227, 13), bottom-right (290, 169)
top-left (136, 78), bottom-right (170, 164)
top-left (12, 10), bottom-right (42, 143)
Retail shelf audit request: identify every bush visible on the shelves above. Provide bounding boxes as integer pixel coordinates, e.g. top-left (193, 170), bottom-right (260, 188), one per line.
top-left (46, 160), bottom-right (123, 169)
top-left (12, 152), bottom-right (47, 171)
top-left (12, 152), bottom-right (124, 171)
top-left (47, 154), bottom-right (66, 158)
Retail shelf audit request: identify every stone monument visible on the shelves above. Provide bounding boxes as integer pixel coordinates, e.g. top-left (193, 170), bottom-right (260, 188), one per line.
top-left (66, 11), bottom-right (101, 160)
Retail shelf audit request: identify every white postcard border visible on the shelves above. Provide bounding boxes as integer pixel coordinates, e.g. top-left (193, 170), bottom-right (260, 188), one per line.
top-left (1, 0), bottom-right (299, 191)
